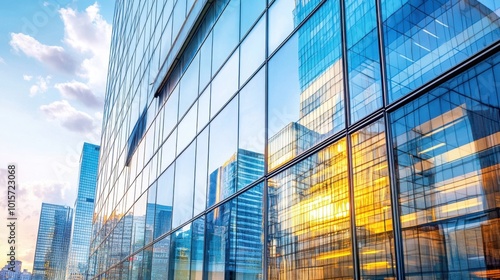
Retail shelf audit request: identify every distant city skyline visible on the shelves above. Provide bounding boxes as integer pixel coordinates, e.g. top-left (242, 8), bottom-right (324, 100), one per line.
top-left (0, 1), bottom-right (114, 272)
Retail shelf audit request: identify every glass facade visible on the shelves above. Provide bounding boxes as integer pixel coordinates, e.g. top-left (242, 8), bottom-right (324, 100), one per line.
top-left (90, 0), bottom-right (500, 279)
top-left (32, 203), bottom-right (73, 280)
top-left (66, 143), bottom-right (100, 280)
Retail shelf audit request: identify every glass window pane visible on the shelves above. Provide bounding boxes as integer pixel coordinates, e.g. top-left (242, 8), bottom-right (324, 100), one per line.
top-left (197, 86), bottom-right (210, 133)
top-left (382, 0), bottom-right (500, 102)
top-left (210, 50), bottom-right (239, 118)
top-left (194, 128), bottom-right (209, 216)
top-left (179, 53), bottom-right (200, 117)
top-left (208, 97), bottom-right (238, 207)
top-left (351, 119), bottom-right (395, 278)
top-left (190, 217), bottom-right (205, 280)
top-left (268, 0), bottom-right (344, 171)
top-left (238, 68), bottom-right (265, 190)
top-left (240, 0), bottom-right (266, 38)
top-left (160, 128), bottom-right (177, 172)
top-left (169, 223), bottom-right (192, 279)
top-left (268, 0), bottom-right (321, 53)
top-left (199, 32), bottom-right (213, 91)
top-left (177, 103), bottom-right (198, 154)
top-left (240, 16), bottom-right (266, 85)
top-left (155, 165), bottom-right (174, 239)
top-left (204, 197), bottom-right (237, 279)
top-left (235, 183), bottom-right (263, 279)
top-left (151, 236), bottom-right (170, 279)
top-left (131, 193), bottom-right (147, 252)
top-left (390, 52), bottom-right (500, 278)
top-left (345, 0), bottom-right (383, 123)
top-left (172, 0), bottom-right (187, 37)
top-left (268, 138), bottom-right (353, 278)
top-left (145, 183), bottom-right (157, 245)
top-left (163, 85), bottom-right (179, 138)
top-left (172, 141), bottom-right (196, 228)
top-left (212, 0), bottom-right (240, 73)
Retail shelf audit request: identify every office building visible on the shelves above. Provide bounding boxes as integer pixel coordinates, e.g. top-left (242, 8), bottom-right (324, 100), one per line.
top-left (32, 203), bottom-right (73, 280)
top-left (66, 143), bottom-right (100, 280)
top-left (89, 0), bottom-right (500, 279)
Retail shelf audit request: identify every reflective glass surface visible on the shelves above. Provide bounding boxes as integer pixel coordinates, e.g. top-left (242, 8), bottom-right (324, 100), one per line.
top-left (382, 0), bottom-right (500, 102)
top-left (205, 184), bottom-right (263, 279)
top-left (351, 120), bottom-right (395, 278)
top-left (154, 166), bottom-right (174, 239)
top-left (268, 0), bottom-right (344, 171)
top-left (173, 141), bottom-right (196, 228)
top-left (238, 68), bottom-right (265, 190)
top-left (391, 52), bottom-right (500, 278)
top-left (268, 139), bottom-right (353, 279)
top-left (346, 0), bottom-right (383, 123)
top-left (92, 0), bottom-right (500, 278)
top-left (212, 0), bottom-right (240, 72)
top-left (208, 97), bottom-right (238, 207)
top-left (169, 223), bottom-right (192, 279)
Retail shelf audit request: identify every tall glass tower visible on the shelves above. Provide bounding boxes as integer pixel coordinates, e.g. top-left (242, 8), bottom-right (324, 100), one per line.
top-left (32, 203), bottom-right (73, 280)
top-left (90, 0), bottom-right (500, 279)
top-left (66, 143), bottom-right (100, 280)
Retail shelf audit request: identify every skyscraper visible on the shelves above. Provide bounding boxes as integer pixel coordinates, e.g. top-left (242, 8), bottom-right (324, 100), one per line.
top-left (32, 203), bottom-right (73, 280)
top-left (90, 0), bottom-right (500, 279)
top-left (66, 143), bottom-right (100, 280)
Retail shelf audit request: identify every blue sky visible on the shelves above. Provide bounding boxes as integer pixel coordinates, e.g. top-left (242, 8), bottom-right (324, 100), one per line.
top-left (0, 0), bottom-right (114, 272)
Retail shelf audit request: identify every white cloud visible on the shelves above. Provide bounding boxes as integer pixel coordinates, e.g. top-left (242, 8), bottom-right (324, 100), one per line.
top-left (29, 76), bottom-right (51, 96)
top-left (0, 57), bottom-right (5, 64)
top-left (23, 74), bottom-right (33, 81)
top-left (40, 100), bottom-right (97, 134)
top-left (55, 81), bottom-right (103, 108)
top-left (9, 33), bottom-right (77, 74)
top-left (60, 3), bottom-right (112, 92)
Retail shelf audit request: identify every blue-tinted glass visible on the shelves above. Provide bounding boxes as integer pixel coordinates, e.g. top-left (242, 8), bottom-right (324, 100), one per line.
top-left (212, 0), bottom-right (240, 73)
top-left (155, 166), bottom-right (174, 239)
top-left (197, 87), bottom-right (210, 133)
top-left (179, 53), bottom-right (200, 117)
top-left (199, 32), bottom-right (213, 91)
top-left (161, 126), bottom-right (177, 170)
top-left (204, 198), bottom-right (237, 279)
top-left (131, 193), bottom-right (147, 252)
top-left (177, 103), bottom-right (197, 154)
top-left (390, 52), bottom-right (500, 278)
top-left (268, 0), bottom-right (344, 171)
top-left (162, 85), bottom-right (179, 137)
top-left (382, 0), bottom-right (500, 102)
top-left (235, 183), bottom-right (263, 279)
top-left (208, 97), bottom-right (238, 207)
top-left (129, 251), bottom-right (143, 280)
top-left (145, 183), bottom-right (157, 245)
top-left (240, 0), bottom-right (266, 38)
top-left (194, 128), bottom-right (209, 216)
top-left (345, 0), bottom-right (383, 123)
top-left (210, 50), bottom-right (239, 118)
top-left (151, 236), bottom-right (170, 279)
top-left (238, 68), bottom-right (265, 190)
top-left (172, 0), bottom-right (187, 36)
top-left (268, 0), bottom-right (321, 53)
top-left (169, 223), bottom-right (192, 279)
top-left (190, 217), bottom-right (205, 280)
top-left (172, 141), bottom-right (196, 228)
top-left (240, 16), bottom-right (266, 85)
top-left (32, 204), bottom-right (73, 280)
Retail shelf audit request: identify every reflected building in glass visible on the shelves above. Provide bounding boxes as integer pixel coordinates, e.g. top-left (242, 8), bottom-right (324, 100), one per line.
top-left (90, 0), bottom-right (500, 279)
top-left (66, 143), bottom-right (100, 280)
top-left (32, 203), bottom-right (73, 280)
